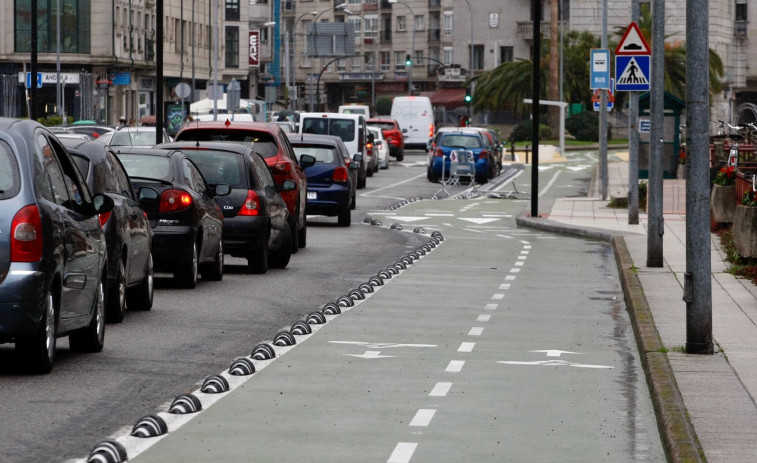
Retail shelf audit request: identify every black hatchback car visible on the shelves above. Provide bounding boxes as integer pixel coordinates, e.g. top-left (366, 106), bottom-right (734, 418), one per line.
top-left (157, 141), bottom-right (304, 274)
top-left (115, 147), bottom-right (229, 288)
top-left (68, 141), bottom-right (154, 322)
top-left (0, 118), bottom-right (114, 373)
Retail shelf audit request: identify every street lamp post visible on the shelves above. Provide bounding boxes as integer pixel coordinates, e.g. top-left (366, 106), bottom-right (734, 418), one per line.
top-left (308, 3), bottom-right (351, 111)
top-left (462, 0), bottom-right (474, 114)
top-left (388, 0), bottom-right (416, 95)
top-left (289, 11), bottom-right (318, 110)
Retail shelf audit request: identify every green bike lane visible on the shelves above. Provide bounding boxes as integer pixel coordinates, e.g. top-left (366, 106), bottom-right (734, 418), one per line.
top-left (114, 198), bottom-right (664, 463)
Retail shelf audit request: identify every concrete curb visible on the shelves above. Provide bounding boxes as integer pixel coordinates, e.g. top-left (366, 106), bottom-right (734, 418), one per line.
top-left (517, 212), bottom-right (705, 463)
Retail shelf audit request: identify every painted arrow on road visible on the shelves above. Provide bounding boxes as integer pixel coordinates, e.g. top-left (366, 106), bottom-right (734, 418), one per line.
top-left (345, 351), bottom-right (396, 359)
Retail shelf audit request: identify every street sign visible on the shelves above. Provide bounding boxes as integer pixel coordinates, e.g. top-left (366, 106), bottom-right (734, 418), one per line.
top-left (590, 49), bottom-right (611, 89)
top-left (593, 78), bottom-right (615, 111)
top-left (615, 22), bottom-right (651, 55)
top-left (615, 55), bottom-right (651, 91)
top-left (25, 72), bottom-right (42, 89)
top-left (639, 119), bottom-right (651, 133)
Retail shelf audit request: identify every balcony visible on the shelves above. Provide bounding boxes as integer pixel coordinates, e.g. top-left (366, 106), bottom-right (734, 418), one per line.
top-left (735, 20), bottom-right (748, 38)
top-left (428, 0), bottom-right (441, 8)
top-left (516, 21), bottom-right (564, 39)
top-left (381, 29), bottom-right (392, 43)
top-left (428, 28), bottom-right (440, 43)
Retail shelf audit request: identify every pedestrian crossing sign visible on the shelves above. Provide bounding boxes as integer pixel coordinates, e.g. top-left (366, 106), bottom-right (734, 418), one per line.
top-left (615, 55), bottom-right (650, 92)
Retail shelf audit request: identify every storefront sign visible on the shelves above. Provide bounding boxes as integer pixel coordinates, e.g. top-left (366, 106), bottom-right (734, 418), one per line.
top-left (249, 31), bottom-right (260, 66)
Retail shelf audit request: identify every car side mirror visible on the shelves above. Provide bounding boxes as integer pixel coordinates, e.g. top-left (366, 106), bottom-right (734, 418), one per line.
top-left (278, 179), bottom-right (296, 192)
top-left (137, 186), bottom-right (160, 212)
top-left (352, 153), bottom-right (363, 164)
top-left (213, 184), bottom-right (231, 196)
top-left (92, 194), bottom-right (114, 215)
top-left (299, 154), bottom-right (316, 169)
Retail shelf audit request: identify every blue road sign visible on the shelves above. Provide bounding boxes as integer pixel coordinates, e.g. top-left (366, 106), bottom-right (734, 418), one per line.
top-left (615, 55), bottom-right (650, 92)
top-left (25, 72), bottom-right (42, 89)
top-left (590, 49), bottom-right (611, 89)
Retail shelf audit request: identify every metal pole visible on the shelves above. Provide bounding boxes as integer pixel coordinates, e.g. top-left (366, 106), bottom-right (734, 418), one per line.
top-left (463, 0), bottom-right (474, 107)
top-left (647, 0), bottom-right (665, 267)
top-left (156, 0), bottom-right (164, 145)
top-left (599, 0), bottom-right (608, 200)
top-left (284, 25), bottom-right (291, 108)
top-left (212, 0), bottom-right (219, 121)
top-left (530, 0), bottom-right (541, 218)
top-left (30, 0), bottom-right (37, 120)
top-left (685, 0), bottom-right (713, 354)
top-left (628, 0), bottom-right (641, 224)
top-left (56, 0), bottom-right (62, 119)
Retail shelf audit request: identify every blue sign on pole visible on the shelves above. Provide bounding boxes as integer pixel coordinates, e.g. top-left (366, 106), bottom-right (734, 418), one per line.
top-left (25, 72), bottom-right (42, 89)
top-left (590, 49), bottom-right (611, 89)
top-left (615, 55), bottom-right (651, 92)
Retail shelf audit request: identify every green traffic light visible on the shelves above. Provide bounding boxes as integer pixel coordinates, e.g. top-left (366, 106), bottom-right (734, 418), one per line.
top-left (405, 54), bottom-right (412, 67)
top-left (464, 94), bottom-right (472, 103)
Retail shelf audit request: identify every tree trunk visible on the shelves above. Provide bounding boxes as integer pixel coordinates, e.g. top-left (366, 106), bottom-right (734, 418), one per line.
top-left (547, 0), bottom-right (560, 130)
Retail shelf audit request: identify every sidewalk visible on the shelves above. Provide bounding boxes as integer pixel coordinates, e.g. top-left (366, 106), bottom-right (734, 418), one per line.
top-left (520, 161), bottom-right (757, 462)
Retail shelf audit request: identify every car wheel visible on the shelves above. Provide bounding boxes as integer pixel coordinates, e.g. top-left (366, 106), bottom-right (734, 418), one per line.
top-left (350, 192), bottom-right (356, 210)
top-left (16, 289), bottom-right (56, 374)
top-left (396, 152), bottom-right (404, 162)
top-left (127, 252), bottom-right (153, 311)
top-left (106, 257), bottom-right (126, 323)
top-left (175, 241), bottom-right (198, 289)
top-left (201, 240), bottom-right (224, 281)
top-left (270, 224), bottom-right (292, 269)
top-left (69, 277), bottom-right (106, 353)
top-left (427, 165), bottom-right (439, 183)
top-left (297, 218), bottom-right (307, 248)
top-left (338, 205), bottom-right (351, 227)
top-left (248, 235), bottom-right (269, 274)
top-left (367, 162), bottom-right (374, 177)
top-left (357, 168), bottom-right (366, 189)
top-left (290, 215), bottom-right (299, 254)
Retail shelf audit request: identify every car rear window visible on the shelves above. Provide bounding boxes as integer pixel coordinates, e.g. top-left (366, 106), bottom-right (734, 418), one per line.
top-left (291, 144), bottom-right (339, 164)
top-left (370, 122), bottom-right (394, 131)
top-left (176, 129), bottom-right (279, 158)
top-left (118, 154), bottom-right (173, 181)
top-left (302, 118), bottom-right (356, 143)
top-left (440, 135), bottom-right (483, 149)
top-left (0, 140), bottom-right (20, 199)
top-left (111, 130), bottom-right (157, 147)
top-left (179, 149), bottom-right (246, 188)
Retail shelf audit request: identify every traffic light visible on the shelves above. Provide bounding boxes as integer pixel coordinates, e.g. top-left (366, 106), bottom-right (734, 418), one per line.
top-left (405, 54), bottom-right (412, 67)
top-left (464, 90), bottom-right (472, 103)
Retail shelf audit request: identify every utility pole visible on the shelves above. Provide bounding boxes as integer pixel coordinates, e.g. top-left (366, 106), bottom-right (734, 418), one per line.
top-left (599, 0), bottom-right (608, 200)
top-left (156, 0), bottom-right (164, 146)
top-left (530, 0), bottom-right (541, 218)
top-left (647, 0), bottom-right (665, 267)
top-left (628, 0), bottom-right (640, 224)
top-left (30, 0), bottom-right (37, 120)
top-left (685, 0), bottom-right (713, 354)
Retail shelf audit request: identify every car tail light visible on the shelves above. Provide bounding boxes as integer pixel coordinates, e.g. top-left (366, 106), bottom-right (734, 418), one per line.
top-left (435, 148), bottom-right (444, 158)
top-left (11, 205), bottom-right (43, 262)
top-left (332, 166), bottom-right (349, 183)
top-left (98, 211), bottom-right (112, 228)
top-left (238, 190), bottom-right (260, 216)
top-left (272, 161), bottom-right (292, 174)
top-left (159, 190), bottom-right (193, 213)
top-left (366, 142), bottom-right (373, 153)
top-left (429, 124), bottom-right (435, 138)
top-left (479, 149), bottom-right (489, 160)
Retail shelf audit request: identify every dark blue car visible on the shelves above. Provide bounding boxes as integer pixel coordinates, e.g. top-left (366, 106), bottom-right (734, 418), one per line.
top-left (288, 134), bottom-right (361, 227)
top-left (427, 131), bottom-right (493, 184)
top-left (0, 118), bottom-right (114, 373)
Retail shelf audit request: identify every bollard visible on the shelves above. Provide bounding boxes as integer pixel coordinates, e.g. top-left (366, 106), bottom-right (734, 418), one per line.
top-left (525, 145), bottom-right (530, 164)
top-left (509, 139), bottom-right (516, 161)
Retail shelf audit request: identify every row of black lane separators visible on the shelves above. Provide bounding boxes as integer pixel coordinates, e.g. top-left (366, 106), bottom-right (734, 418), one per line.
top-left (82, 223), bottom-right (445, 463)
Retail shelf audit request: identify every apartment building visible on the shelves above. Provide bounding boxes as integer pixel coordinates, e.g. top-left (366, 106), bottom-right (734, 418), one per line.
top-left (0, 1), bottom-right (751, 129)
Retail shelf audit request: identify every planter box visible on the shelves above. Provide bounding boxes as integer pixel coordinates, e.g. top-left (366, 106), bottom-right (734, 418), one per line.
top-left (711, 184), bottom-right (737, 224)
top-left (734, 205), bottom-right (757, 258)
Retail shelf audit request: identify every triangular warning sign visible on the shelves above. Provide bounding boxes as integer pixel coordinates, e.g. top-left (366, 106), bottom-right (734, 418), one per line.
top-left (615, 22), bottom-right (651, 55)
top-left (617, 57), bottom-right (649, 86)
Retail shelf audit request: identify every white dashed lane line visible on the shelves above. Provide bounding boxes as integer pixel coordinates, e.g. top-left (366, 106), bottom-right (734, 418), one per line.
top-left (387, 443), bottom-right (418, 463)
top-left (458, 342), bottom-right (476, 353)
top-left (468, 327), bottom-right (484, 336)
top-left (409, 409), bottom-right (437, 427)
top-left (429, 382), bottom-right (452, 397)
top-left (446, 360), bottom-right (465, 373)
top-left (477, 314), bottom-right (491, 322)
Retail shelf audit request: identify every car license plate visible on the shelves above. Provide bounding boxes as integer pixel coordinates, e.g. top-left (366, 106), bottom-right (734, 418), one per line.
top-left (307, 192), bottom-right (317, 200)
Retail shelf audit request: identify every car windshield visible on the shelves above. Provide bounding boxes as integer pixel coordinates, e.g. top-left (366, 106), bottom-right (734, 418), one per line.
top-left (441, 135), bottom-right (483, 149)
top-left (110, 130), bottom-right (157, 147)
top-left (176, 129), bottom-right (279, 158)
top-left (0, 140), bottom-right (20, 198)
top-left (118, 154), bottom-right (173, 181)
top-left (291, 145), bottom-right (339, 164)
top-left (302, 118), bottom-right (356, 143)
top-left (179, 149), bottom-right (246, 188)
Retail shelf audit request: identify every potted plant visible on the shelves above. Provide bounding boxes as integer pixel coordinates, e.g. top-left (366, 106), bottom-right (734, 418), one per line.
top-left (711, 165), bottom-right (737, 224)
top-left (734, 184), bottom-right (757, 258)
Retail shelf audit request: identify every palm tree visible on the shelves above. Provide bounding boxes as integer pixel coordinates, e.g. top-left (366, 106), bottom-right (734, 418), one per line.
top-left (547, 0), bottom-right (560, 128)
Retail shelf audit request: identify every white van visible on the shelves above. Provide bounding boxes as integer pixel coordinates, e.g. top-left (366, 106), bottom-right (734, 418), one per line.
top-left (297, 112), bottom-right (369, 188)
top-left (338, 104), bottom-right (371, 118)
top-left (390, 96), bottom-right (435, 150)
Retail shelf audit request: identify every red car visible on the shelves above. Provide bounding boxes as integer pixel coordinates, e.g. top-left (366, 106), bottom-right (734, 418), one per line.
top-left (174, 121), bottom-right (313, 252)
top-left (367, 117), bottom-right (404, 161)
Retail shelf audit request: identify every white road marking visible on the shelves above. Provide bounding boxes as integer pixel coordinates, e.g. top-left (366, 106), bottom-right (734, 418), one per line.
top-left (477, 314), bottom-right (491, 322)
top-left (498, 360), bottom-right (613, 369)
top-left (459, 217), bottom-right (500, 225)
top-left (484, 303), bottom-right (498, 310)
top-left (531, 350), bottom-right (579, 357)
top-left (458, 342), bottom-right (475, 352)
top-left (468, 327), bottom-right (484, 336)
top-left (539, 170), bottom-right (562, 197)
top-left (429, 382), bottom-right (452, 397)
top-left (388, 442), bottom-right (418, 463)
top-left (345, 351), bottom-right (396, 359)
top-left (509, 268), bottom-right (521, 273)
top-left (491, 293), bottom-right (504, 300)
top-left (330, 341), bottom-right (437, 349)
top-left (365, 173), bottom-right (426, 197)
top-left (517, 255), bottom-right (527, 260)
top-left (499, 283), bottom-right (511, 290)
top-left (446, 360), bottom-right (465, 372)
top-left (514, 261), bottom-right (524, 266)
top-left (409, 409), bottom-right (437, 427)
top-left (505, 275), bottom-right (516, 281)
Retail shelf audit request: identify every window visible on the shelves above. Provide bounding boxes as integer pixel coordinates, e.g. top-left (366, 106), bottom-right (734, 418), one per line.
top-left (443, 11), bottom-right (453, 35)
top-left (736, 0), bottom-right (747, 22)
top-left (351, 55), bottom-right (362, 72)
top-left (394, 51), bottom-right (405, 71)
top-left (397, 16), bottom-right (406, 31)
top-left (365, 51), bottom-right (375, 71)
top-left (364, 15), bottom-right (378, 39)
top-left (337, 58), bottom-right (347, 72)
top-left (380, 51), bottom-right (391, 71)
top-left (15, 0), bottom-right (91, 53)
top-left (225, 0), bottom-right (240, 21)
top-left (499, 46), bottom-right (513, 64)
top-left (443, 47), bottom-right (453, 66)
top-left (348, 17), bottom-right (362, 38)
top-left (413, 50), bottom-right (423, 68)
top-left (414, 15), bottom-right (424, 31)
top-left (225, 26), bottom-right (239, 68)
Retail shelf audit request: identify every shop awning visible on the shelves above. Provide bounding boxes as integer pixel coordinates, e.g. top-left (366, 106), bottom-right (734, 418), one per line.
top-left (420, 88), bottom-right (467, 110)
